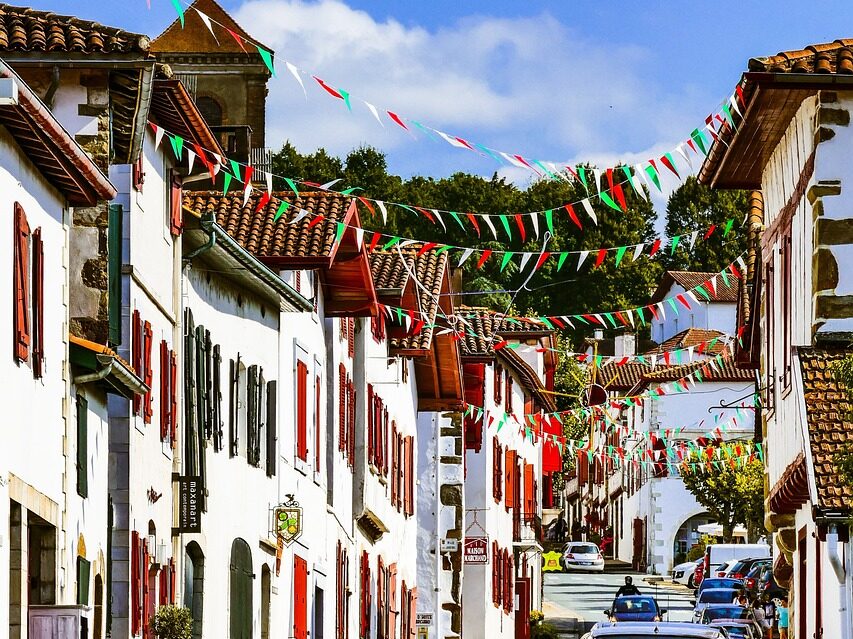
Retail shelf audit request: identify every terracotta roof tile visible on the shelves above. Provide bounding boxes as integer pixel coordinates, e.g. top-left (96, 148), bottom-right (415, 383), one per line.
top-left (798, 348), bottom-right (853, 511)
top-left (369, 247), bottom-right (450, 353)
top-left (639, 354), bottom-right (751, 383)
top-left (749, 39), bottom-right (853, 74)
top-left (152, 0), bottom-right (270, 56)
top-left (0, 3), bottom-right (150, 54)
top-left (647, 328), bottom-right (729, 355)
top-left (650, 271), bottom-right (739, 304)
top-left (598, 362), bottom-right (652, 391)
top-left (183, 191), bottom-right (354, 262)
top-left (457, 307), bottom-right (553, 357)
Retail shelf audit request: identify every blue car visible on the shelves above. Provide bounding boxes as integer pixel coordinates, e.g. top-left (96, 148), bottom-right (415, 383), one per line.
top-left (604, 595), bottom-right (666, 622)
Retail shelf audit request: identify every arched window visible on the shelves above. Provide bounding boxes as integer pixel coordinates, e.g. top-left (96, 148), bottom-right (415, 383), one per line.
top-left (229, 538), bottom-right (253, 639)
top-left (184, 542), bottom-right (205, 639)
top-left (197, 96), bottom-right (223, 127)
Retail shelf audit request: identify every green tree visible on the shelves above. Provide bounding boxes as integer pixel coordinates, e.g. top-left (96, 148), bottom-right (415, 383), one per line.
top-left (680, 454), bottom-right (764, 542)
top-left (662, 176), bottom-right (749, 272)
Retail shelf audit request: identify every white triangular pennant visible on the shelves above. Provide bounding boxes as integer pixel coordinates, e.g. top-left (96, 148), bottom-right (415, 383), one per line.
top-left (436, 130), bottom-right (468, 149)
top-left (688, 230), bottom-right (699, 250)
top-left (289, 209), bottom-right (311, 225)
top-left (577, 250), bottom-right (590, 270)
top-left (243, 183), bottom-right (253, 208)
top-left (580, 198), bottom-right (598, 225)
top-left (457, 248), bottom-right (475, 267)
top-left (154, 124), bottom-right (165, 150)
top-left (376, 201), bottom-right (388, 224)
top-left (194, 9), bottom-right (219, 43)
top-left (481, 216), bottom-right (499, 240)
top-left (186, 148), bottom-right (196, 174)
top-left (633, 244), bottom-right (644, 262)
top-left (518, 253), bottom-right (533, 272)
top-left (364, 101), bottom-right (384, 127)
top-left (354, 227), bottom-right (364, 251)
top-left (592, 168), bottom-right (602, 195)
top-left (499, 152), bottom-right (528, 169)
top-left (707, 275), bottom-right (718, 296)
top-left (431, 210), bottom-right (446, 232)
top-left (657, 302), bottom-right (666, 321)
top-left (319, 179), bottom-right (342, 191)
top-left (286, 62), bottom-right (307, 98)
top-left (530, 213), bottom-right (539, 239)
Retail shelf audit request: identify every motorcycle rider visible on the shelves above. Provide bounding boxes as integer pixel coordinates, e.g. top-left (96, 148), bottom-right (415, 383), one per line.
top-left (615, 576), bottom-right (641, 597)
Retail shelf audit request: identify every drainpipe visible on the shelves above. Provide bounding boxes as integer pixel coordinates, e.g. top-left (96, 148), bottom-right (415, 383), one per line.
top-left (72, 357), bottom-right (114, 386)
top-left (826, 524), bottom-right (850, 639)
top-left (183, 214), bottom-right (217, 263)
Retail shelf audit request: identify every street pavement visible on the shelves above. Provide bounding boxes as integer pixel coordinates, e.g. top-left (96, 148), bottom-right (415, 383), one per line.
top-left (543, 569), bottom-right (696, 635)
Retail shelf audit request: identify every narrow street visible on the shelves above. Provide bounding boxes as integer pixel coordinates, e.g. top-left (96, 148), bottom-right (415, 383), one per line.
top-left (543, 569), bottom-right (695, 637)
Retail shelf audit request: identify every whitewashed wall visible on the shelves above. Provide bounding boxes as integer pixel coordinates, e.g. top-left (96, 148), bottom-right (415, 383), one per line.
top-left (650, 287), bottom-right (737, 344)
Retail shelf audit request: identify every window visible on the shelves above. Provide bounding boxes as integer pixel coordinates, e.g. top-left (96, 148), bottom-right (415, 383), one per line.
top-left (107, 204), bottom-right (122, 347)
top-left (492, 439), bottom-right (503, 503)
top-left (493, 364), bottom-right (503, 404)
top-left (76, 395), bottom-right (88, 498)
top-left (524, 463), bottom-right (534, 517)
top-left (491, 542), bottom-right (501, 606)
top-left (781, 232), bottom-right (793, 390)
top-left (315, 373), bottom-right (322, 472)
top-left (391, 423), bottom-right (399, 509)
top-left (360, 552), bottom-right (372, 638)
top-left (401, 586), bottom-right (417, 639)
top-left (296, 360), bottom-right (309, 462)
top-left (293, 555), bottom-right (308, 639)
top-left (169, 172), bottom-right (183, 236)
top-left (132, 312), bottom-right (154, 422)
top-left (347, 319), bottom-right (355, 359)
top-left (266, 381), bottom-right (277, 476)
top-left (403, 435), bottom-right (414, 517)
top-left (160, 341), bottom-right (173, 443)
top-left (31, 227), bottom-right (44, 377)
top-left (377, 559), bottom-right (385, 639)
top-left (132, 154), bottom-right (145, 191)
top-left (505, 449), bottom-right (516, 512)
top-left (371, 314), bottom-right (386, 342)
top-left (12, 203), bottom-right (30, 364)
top-left (335, 542), bottom-right (350, 639)
top-left (339, 364), bottom-right (348, 455)
top-left (764, 258), bottom-right (776, 411)
top-left (503, 551), bottom-right (514, 613)
top-left (505, 375), bottom-right (514, 413)
top-left (246, 365), bottom-right (264, 467)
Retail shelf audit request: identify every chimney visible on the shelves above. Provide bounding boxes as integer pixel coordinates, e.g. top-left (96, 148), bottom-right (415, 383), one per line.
top-left (614, 333), bottom-right (636, 359)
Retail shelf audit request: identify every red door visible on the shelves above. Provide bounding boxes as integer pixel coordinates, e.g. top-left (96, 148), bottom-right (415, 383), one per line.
top-left (294, 555), bottom-right (308, 639)
top-left (515, 577), bottom-right (531, 639)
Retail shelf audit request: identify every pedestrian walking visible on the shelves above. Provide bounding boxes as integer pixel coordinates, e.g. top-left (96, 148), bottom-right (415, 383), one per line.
top-left (776, 596), bottom-right (789, 639)
top-left (753, 596), bottom-right (772, 638)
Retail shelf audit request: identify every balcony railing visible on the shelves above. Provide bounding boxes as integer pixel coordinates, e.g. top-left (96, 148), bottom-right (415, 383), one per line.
top-left (512, 512), bottom-right (542, 544)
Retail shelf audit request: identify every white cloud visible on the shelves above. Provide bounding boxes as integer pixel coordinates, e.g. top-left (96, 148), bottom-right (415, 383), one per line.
top-left (235, 0), bottom-right (715, 203)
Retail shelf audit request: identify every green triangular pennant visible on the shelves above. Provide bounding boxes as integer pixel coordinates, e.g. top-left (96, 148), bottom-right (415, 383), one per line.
top-left (222, 172), bottom-right (233, 196)
top-left (615, 246), bottom-right (628, 267)
top-left (499, 215), bottom-right (513, 240)
top-left (169, 135), bottom-right (184, 161)
top-left (273, 200), bottom-right (290, 222)
top-left (600, 190), bottom-right (622, 211)
top-left (544, 209), bottom-right (554, 234)
top-left (500, 252), bottom-right (515, 272)
top-left (557, 253), bottom-right (569, 271)
top-left (257, 46), bottom-right (276, 76)
top-left (284, 177), bottom-right (300, 198)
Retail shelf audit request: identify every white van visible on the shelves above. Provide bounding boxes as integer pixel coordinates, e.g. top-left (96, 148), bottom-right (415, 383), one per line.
top-left (703, 544), bottom-right (770, 577)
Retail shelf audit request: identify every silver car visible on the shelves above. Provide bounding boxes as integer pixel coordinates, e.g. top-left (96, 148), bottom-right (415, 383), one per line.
top-left (583, 621), bottom-right (727, 638)
top-left (562, 542), bottom-right (605, 572)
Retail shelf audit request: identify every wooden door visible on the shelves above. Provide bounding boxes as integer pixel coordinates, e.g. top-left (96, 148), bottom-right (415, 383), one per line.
top-left (229, 539), bottom-right (253, 639)
top-left (514, 577), bottom-right (531, 639)
top-left (294, 555), bottom-right (308, 639)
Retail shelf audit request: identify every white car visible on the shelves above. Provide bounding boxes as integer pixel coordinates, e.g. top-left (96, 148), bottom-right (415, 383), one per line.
top-left (714, 559), bottom-right (738, 578)
top-left (562, 542), bottom-right (605, 572)
top-left (672, 559), bottom-right (702, 587)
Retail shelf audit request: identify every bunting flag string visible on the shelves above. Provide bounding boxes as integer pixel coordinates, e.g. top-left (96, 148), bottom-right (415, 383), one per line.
top-left (158, 0), bottom-right (744, 188)
top-left (152, 119), bottom-right (743, 276)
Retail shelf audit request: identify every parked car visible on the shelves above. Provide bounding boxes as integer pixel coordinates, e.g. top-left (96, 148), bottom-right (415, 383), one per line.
top-left (562, 542), bottom-right (605, 572)
top-left (703, 544), bottom-right (770, 578)
top-left (757, 565), bottom-right (787, 600)
top-left (742, 563), bottom-right (767, 596)
top-left (605, 595), bottom-right (667, 622)
top-left (692, 588), bottom-right (741, 622)
top-left (583, 622), bottom-right (727, 638)
top-left (708, 620), bottom-right (760, 639)
top-left (672, 559), bottom-right (703, 587)
top-left (696, 578), bottom-right (744, 597)
top-left (714, 559), bottom-right (738, 578)
top-left (698, 606), bottom-right (762, 636)
top-left (694, 561), bottom-right (705, 588)
top-left (726, 557), bottom-right (771, 582)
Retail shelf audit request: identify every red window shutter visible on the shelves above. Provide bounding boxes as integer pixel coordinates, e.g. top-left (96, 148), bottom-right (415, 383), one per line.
top-left (347, 318), bottom-right (355, 358)
top-left (404, 435), bottom-right (414, 516)
top-left (360, 552), bottom-right (370, 637)
top-left (143, 321), bottom-right (154, 423)
top-left (133, 154), bottom-right (145, 192)
top-left (336, 543), bottom-right (343, 639)
top-left (131, 531), bottom-right (141, 634)
top-left (169, 351), bottom-right (178, 446)
top-left (348, 380), bottom-right (356, 465)
top-left (493, 364), bottom-right (502, 404)
top-left (13, 203), bottom-right (30, 363)
top-left (170, 558), bottom-right (176, 604)
top-left (505, 553), bottom-right (514, 612)
top-left (505, 450), bottom-right (515, 512)
top-left (296, 361), bottom-right (308, 461)
top-left (315, 375), bottom-right (322, 470)
top-left (491, 542), bottom-right (499, 605)
top-left (159, 568), bottom-right (168, 606)
top-left (524, 463), bottom-right (534, 517)
top-left (294, 555), bottom-right (308, 639)
top-left (142, 540), bottom-right (151, 636)
top-left (31, 227), bottom-right (44, 377)
top-left (338, 364), bottom-right (346, 453)
top-left (382, 408), bottom-right (389, 476)
top-left (391, 424), bottom-right (399, 508)
top-left (506, 376), bottom-right (513, 413)
top-left (340, 318), bottom-right (346, 341)
top-left (388, 564), bottom-right (397, 639)
top-left (377, 559), bottom-right (385, 639)
top-left (367, 385), bottom-right (375, 465)
top-left (169, 172), bottom-right (183, 236)
top-left (160, 340), bottom-right (170, 441)
top-left (407, 588), bottom-right (417, 639)
top-left (132, 310), bottom-right (142, 415)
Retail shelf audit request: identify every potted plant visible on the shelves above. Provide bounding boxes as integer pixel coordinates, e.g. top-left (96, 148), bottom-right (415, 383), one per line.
top-left (529, 610), bottom-right (545, 626)
top-left (150, 605), bottom-right (193, 639)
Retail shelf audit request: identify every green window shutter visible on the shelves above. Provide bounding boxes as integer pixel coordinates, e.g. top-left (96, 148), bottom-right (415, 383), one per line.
top-left (76, 394), bottom-right (88, 498)
top-left (77, 556), bottom-right (91, 605)
top-left (107, 204), bottom-right (123, 347)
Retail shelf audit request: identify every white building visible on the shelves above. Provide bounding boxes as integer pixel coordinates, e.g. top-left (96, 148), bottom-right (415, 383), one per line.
top-left (458, 309), bottom-right (558, 639)
top-left (0, 59), bottom-right (138, 638)
top-left (699, 38), bottom-right (853, 639)
top-left (649, 271), bottom-right (738, 344)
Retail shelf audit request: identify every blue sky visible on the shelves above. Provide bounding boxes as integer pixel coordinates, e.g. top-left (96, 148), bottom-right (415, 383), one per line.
top-left (31, 1), bottom-right (853, 193)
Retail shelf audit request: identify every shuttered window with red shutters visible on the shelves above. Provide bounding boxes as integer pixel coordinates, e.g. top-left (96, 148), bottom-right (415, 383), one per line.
top-left (315, 374), bottom-right (322, 471)
top-left (524, 463), bottom-right (534, 517)
top-left (347, 318), bottom-right (355, 358)
top-left (142, 540), bottom-right (151, 638)
top-left (339, 364), bottom-right (347, 453)
top-left (491, 542), bottom-right (500, 606)
top-left (296, 360), bottom-right (308, 461)
top-left (400, 582), bottom-right (409, 639)
top-left (371, 314), bottom-right (385, 342)
top-left (142, 321), bottom-right (154, 423)
top-left (382, 409), bottom-right (389, 477)
top-left (407, 588), bottom-right (417, 639)
top-left (388, 564), bottom-right (398, 639)
top-left (493, 364), bottom-right (502, 404)
top-left (403, 435), bottom-right (414, 516)
top-left (160, 340), bottom-right (171, 441)
top-left (31, 227), bottom-right (44, 377)
top-left (505, 449), bottom-right (516, 512)
top-left (12, 203), bottom-right (30, 364)
top-left (133, 154), bottom-right (145, 191)
top-left (294, 555), bottom-right (308, 639)
top-left (367, 384), bottom-right (375, 465)
top-left (360, 552), bottom-right (371, 638)
top-left (505, 375), bottom-right (514, 414)
top-left (335, 542), bottom-right (350, 639)
top-left (347, 379), bottom-right (356, 466)
top-left (169, 172), bottom-right (183, 236)
top-left (504, 553), bottom-right (514, 613)
top-left (492, 439), bottom-right (503, 503)
top-left (391, 423), bottom-right (399, 509)
top-left (131, 531), bottom-right (141, 635)
top-left (376, 559), bottom-right (386, 639)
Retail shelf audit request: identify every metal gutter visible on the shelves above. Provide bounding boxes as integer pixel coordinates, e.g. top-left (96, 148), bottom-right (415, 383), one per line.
top-left (129, 61), bottom-right (157, 164)
top-left (73, 353), bottom-right (148, 398)
top-left (198, 214), bottom-right (312, 313)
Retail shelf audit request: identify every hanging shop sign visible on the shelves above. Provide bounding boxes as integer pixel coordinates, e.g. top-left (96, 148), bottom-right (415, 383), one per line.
top-left (177, 476), bottom-right (202, 533)
top-left (463, 537), bottom-right (489, 564)
top-left (275, 495), bottom-right (303, 546)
